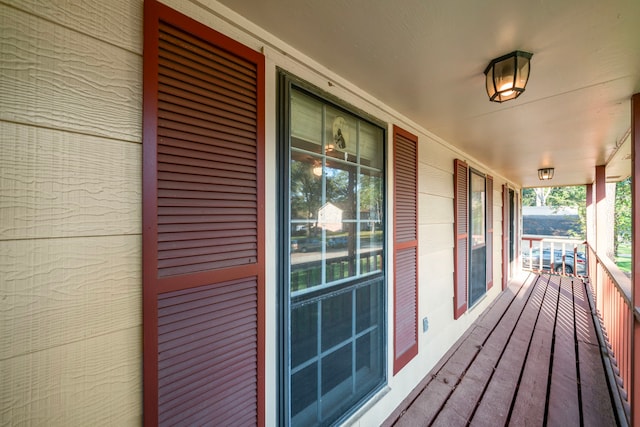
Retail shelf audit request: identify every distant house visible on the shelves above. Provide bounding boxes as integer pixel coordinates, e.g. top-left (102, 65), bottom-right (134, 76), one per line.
top-left (522, 206), bottom-right (582, 237)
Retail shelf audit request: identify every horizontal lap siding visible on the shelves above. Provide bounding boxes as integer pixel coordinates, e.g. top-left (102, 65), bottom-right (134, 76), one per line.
top-left (393, 126), bottom-right (419, 374)
top-left (144, 2), bottom-right (264, 425)
top-left (1, 1), bottom-right (143, 424)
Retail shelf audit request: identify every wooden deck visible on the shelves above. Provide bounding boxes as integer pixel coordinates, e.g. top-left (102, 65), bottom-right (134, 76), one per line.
top-left (383, 272), bottom-right (620, 427)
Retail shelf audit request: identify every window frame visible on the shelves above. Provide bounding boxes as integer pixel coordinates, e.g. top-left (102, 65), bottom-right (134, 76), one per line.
top-left (277, 71), bottom-right (388, 426)
top-left (468, 168), bottom-right (487, 307)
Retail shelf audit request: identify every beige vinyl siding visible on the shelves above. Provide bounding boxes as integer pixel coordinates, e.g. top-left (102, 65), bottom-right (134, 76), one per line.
top-left (0, 124), bottom-right (140, 238)
top-left (0, 5), bottom-right (141, 142)
top-left (0, 1), bottom-right (142, 425)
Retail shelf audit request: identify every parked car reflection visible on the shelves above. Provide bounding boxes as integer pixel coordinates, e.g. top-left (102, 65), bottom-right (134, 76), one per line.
top-left (291, 238), bottom-right (323, 253)
top-left (522, 248), bottom-right (587, 275)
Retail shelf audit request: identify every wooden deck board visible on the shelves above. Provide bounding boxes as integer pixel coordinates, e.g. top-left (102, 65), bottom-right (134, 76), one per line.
top-left (509, 274), bottom-right (558, 426)
top-left (470, 274), bottom-right (547, 425)
top-left (385, 273), bottom-right (619, 427)
top-left (574, 280), bottom-right (617, 427)
top-left (389, 274), bottom-right (534, 427)
top-left (428, 273), bottom-right (539, 424)
top-left (547, 276), bottom-right (581, 425)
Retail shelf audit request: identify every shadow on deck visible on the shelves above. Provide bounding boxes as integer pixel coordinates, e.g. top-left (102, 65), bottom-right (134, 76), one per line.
top-left (383, 272), bottom-right (621, 426)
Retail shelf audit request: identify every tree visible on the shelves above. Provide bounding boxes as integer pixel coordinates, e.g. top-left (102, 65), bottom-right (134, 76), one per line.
top-left (522, 187), bottom-right (553, 206)
top-left (545, 186), bottom-right (586, 208)
top-left (546, 186), bottom-right (586, 239)
top-left (522, 188), bottom-right (536, 206)
top-left (614, 177), bottom-right (631, 253)
top-left (522, 185), bottom-right (586, 238)
top-left (290, 160), bottom-right (322, 235)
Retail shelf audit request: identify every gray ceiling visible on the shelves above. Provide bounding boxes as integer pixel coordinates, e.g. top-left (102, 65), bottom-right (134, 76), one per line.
top-left (214, 0), bottom-right (640, 187)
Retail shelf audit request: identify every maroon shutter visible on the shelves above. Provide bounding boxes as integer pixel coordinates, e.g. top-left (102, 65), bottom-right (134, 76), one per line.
top-left (502, 184), bottom-right (509, 290)
top-left (515, 191), bottom-right (520, 270)
top-left (486, 175), bottom-right (493, 290)
top-left (453, 159), bottom-right (468, 319)
top-left (393, 126), bottom-right (419, 374)
top-left (143, 2), bottom-right (265, 426)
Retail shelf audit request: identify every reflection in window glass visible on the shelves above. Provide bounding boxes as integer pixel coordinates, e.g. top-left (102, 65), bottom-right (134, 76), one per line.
top-left (290, 154), bottom-right (323, 222)
top-left (469, 170), bottom-right (487, 307)
top-left (286, 85), bottom-right (385, 426)
top-left (325, 107), bottom-right (358, 163)
top-left (470, 172), bottom-right (486, 248)
top-left (325, 162), bottom-right (356, 220)
top-left (292, 90), bottom-right (322, 153)
top-left (359, 121), bottom-right (384, 169)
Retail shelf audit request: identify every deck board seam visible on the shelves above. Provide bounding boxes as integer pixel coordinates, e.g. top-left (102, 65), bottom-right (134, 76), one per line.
top-left (572, 278), bottom-right (585, 427)
top-left (543, 274), bottom-right (562, 426)
top-left (427, 273), bottom-right (541, 425)
top-left (387, 273), bottom-right (619, 427)
top-left (385, 274), bottom-right (536, 427)
top-left (467, 273), bottom-right (548, 425)
top-left (504, 273), bottom-right (552, 425)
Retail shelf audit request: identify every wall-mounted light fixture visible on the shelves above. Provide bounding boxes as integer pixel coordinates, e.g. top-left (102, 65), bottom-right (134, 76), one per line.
top-left (484, 50), bottom-right (533, 103)
top-left (538, 167), bottom-right (554, 180)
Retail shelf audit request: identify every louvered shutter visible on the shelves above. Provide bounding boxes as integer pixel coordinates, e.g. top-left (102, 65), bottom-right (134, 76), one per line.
top-left (143, 2), bottom-right (265, 426)
top-left (453, 159), bottom-right (468, 319)
top-left (502, 184), bottom-right (509, 290)
top-left (486, 175), bottom-right (493, 290)
top-left (515, 191), bottom-right (520, 271)
top-left (393, 126), bottom-right (419, 374)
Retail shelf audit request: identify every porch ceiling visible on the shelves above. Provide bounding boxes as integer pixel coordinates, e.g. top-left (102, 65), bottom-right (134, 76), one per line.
top-left (213, 0), bottom-right (640, 187)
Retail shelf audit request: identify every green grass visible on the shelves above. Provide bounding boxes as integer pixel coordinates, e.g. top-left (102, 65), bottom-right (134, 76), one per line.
top-left (616, 243), bottom-right (631, 274)
top-left (615, 258), bottom-right (631, 274)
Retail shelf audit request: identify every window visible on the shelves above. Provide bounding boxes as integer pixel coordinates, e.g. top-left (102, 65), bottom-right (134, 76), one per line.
top-left (469, 170), bottom-right (487, 306)
top-left (281, 80), bottom-right (385, 426)
top-left (453, 160), bottom-right (493, 318)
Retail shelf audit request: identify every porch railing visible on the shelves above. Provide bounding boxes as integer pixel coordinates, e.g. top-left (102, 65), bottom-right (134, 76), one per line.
top-left (522, 236), bottom-right (633, 424)
top-left (586, 244), bottom-right (635, 425)
top-left (521, 236), bottom-right (587, 276)
top-left (291, 249), bottom-right (383, 292)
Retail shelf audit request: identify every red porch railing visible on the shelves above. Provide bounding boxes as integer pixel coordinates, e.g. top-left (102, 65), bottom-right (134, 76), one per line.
top-left (586, 244), bottom-right (634, 425)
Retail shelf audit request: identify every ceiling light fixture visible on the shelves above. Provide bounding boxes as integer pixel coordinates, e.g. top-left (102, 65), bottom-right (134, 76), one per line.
top-left (484, 50), bottom-right (533, 103)
top-left (312, 160), bottom-right (323, 177)
top-left (538, 168), bottom-right (554, 181)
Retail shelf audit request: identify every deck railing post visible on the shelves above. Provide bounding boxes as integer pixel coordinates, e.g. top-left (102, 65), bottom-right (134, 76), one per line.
top-left (630, 93), bottom-right (640, 427)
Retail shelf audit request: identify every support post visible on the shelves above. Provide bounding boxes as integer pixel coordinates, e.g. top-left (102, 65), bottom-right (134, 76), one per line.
top-left (586, 183), bottom-right (595, 246)
top-left (631, 93), bottom-right (640, 426)
top-left (595, 165), bottom-right (606, 315)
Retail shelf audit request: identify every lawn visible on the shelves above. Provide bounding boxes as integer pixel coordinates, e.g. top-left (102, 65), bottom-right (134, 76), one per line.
top-left (616, 243), bottom-right (631, 275)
